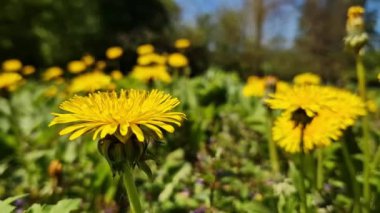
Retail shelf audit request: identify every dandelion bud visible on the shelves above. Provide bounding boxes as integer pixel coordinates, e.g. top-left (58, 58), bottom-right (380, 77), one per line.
top-left (98, 135), bottom-right (148, 175)
top-left (344, 6), bottom-right (368, 54)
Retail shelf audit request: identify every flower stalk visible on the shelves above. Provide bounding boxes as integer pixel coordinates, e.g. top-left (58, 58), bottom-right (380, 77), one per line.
top-left (316, 149), bottom-right (323, 190)
top-left (298, 152), bottom-right (308, 213)
top-left (356, 55), bottom-right (371, 211)
top-left (123, 163), bottom-right (143, 213)
top-left (340, 140), bottom-right (361, 213)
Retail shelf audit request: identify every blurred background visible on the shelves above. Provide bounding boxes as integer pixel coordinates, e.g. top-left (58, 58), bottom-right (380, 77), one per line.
top-left (1, 0), bottom-right (379, 81)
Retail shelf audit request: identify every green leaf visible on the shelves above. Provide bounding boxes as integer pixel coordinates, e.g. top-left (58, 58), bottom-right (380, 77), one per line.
top-left (139, 161), bottom-right (153, 180)
top-left (0, 201), bottom-right (15, 213)
top-left (48, 199), bottom-right (81, 213)
top-left (3, 194), bottom-right (28, 204)
top-left (26, 204), bottom-right (45, 213)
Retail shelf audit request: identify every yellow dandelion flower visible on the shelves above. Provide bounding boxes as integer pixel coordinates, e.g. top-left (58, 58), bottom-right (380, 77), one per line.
top-left (43, 67), bottom-right (63, 81)
top-left (267, 85), bottom-right (365, 153)
top-left (273, 111), bottom-right (343, 153)
top-left (137, 53), bottom-right (166, 66)
top-left (111, 70), bottom-right (124, 80)
top-left (2, 59), bottom-right (23, 72)
top-left (137, 44), bottom-right (155, 55)
top-left (106, 46), bottom-right (123, 59)
top-left (242, 76), bottom-right (266, 97)
top-left (49, 89), bottom-right (186, 142)
top-left (175, 38), bottom-right (191, 49)
top-left (22, 65), bottom-right (36, 75)
top-left (130, 65), bottom-right (172, 83)
top-left (293, 72), bottom-right (321, 85)
top-left (168, 53), bottom-right (188, 68)
top-left (67, 60), bottom-right (86, 74)
top-left (82, 54), bottom-right (95, 66)
top-left (276, 81), bottom-right (291, 93)
top-left (0, 72), bottom-right (23, 89)
top-left (348, 6), bottom-right (365, 19)
top-left (68, 72), bottom-right (112, 94)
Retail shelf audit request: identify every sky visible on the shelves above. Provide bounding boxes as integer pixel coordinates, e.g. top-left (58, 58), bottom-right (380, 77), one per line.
top-left (175, 0), bottom-right (380, 47)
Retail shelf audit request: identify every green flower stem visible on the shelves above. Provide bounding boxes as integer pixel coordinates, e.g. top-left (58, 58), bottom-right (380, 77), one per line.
top-left (316, 149), bottom-right (324, 190)
top-left (340, 140), bottom-right (361, 213)
top-left (356, 54), bottom-right (371, 211)
top-left (267, 109), bottom-right (280, 173)
top-left (123, 164), bottom-right (143, 213)
top-left (298, 153), bottom-right (308, 213)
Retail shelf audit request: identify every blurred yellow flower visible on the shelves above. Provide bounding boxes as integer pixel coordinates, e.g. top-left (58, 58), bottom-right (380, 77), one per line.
top-left (243, 76), bottom-right (291, 98)
top-left (22, 65), bottom-right (36, 75)
top-left (242, 76), bottom-right (266, 97)
top-left (67, 60), bottom-right (86, 74)
top-left (293, 72), bottom-right (321, 85)
top-left (49, 89), bottom-right (186, 142)
top-left (276, 81), bottom-right (291, 93)
top-left (43, 67), bottom-right (63, 81)
top-left (137, 44), bottom-right (155, 55)
top-left (82, 54), bottom-right (95, 66)
top-left (130, 65), bottom-right (172, 83)
top-left (175, 38), bottom-right (191, 49)
top-left (110, 70), bottom-right (123, 80)
top-left (2, 59), bottom-right (23, 72)
top-left (348, 6), bottom-right (365, 19)
top-left (106, 46), bottom-right (123, 59)
top-left (0, 72), bottom-right (23, 89)
top-left (138, 53), bottom-right (166, 66)
top-left (267, 85), bottom-right (365, 153)
top-left (168, 53), bottom-right (188, 68)
top-left (68, 72), bottom-right (112, 94)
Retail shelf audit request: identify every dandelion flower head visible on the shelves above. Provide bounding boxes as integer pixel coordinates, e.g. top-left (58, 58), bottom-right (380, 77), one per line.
top-left (0, 73), bottom-right (23, 89)
top-left (106, 46), bottom-right (124, 60)
top-left (82, 54), bottom-right (95, 66)
top-left (175, 38), bottom-right (191, 49)
top-left (130, 65), bottom-right (172, 84)
top-left (137, 44), bottom-right (155, 55)
top-left (67, 60), bottom-right (87, 74)
top-left (22, 65), bottom-right (36, 75)
top-left (2, 59), bottom-right (23, 72)
top-left (293, 72), bottom-right (321, 86)
top-left (267, 85), bottom-right (365, 153)
top-left (110, 70), bottom-right (124, 80)
top-left (138, 53), bottom-right (166, 66)
top-left (348, 6), bottom-right (365, 19)
top-left (168, 53), bottom-right (188, 68)
top-left (49, 89), bottom-right (186, 142)
top-left (43, 67), bottom-right (63, 81)
top-left (242, 76), bottom-right (266, 97)
top-left (68, 72), bottom-right (112, 94)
